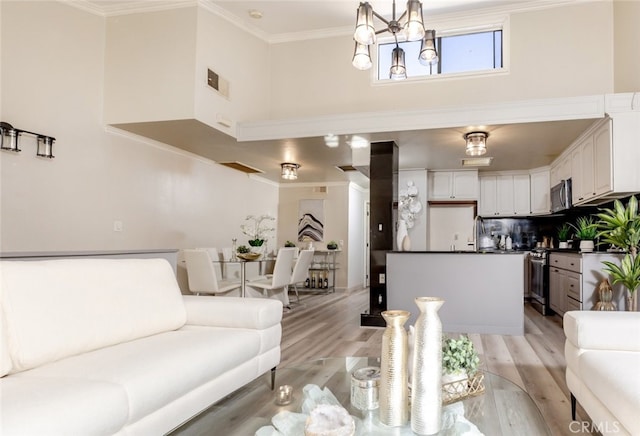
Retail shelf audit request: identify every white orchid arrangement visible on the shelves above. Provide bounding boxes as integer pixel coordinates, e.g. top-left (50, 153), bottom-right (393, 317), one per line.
top-left (398, 181), bottom-right (422, 229)
top-left (240, 214), bottom-right (275, 246)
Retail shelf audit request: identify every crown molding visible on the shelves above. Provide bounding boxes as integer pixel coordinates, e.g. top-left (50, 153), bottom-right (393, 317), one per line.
top-left (65, 0), bottom-right (196, 17)
top-left (198, 0), bottom-right (270, 42)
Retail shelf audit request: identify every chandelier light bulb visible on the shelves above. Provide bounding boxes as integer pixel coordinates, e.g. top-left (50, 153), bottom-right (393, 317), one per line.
top-left (419, 30), bottom-right (438, 65)
top-left (354, 2), bottom-right (376, 45)
top-left (403, 0), bottom-right (425, 41)
top-left (352, 42), bottom-right (372, 70)
top-left (390, 46), bottom-right (407, 80)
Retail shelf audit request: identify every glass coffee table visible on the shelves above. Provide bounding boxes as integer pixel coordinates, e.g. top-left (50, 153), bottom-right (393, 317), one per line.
top-left (168, 357), bottom-right (550, 435)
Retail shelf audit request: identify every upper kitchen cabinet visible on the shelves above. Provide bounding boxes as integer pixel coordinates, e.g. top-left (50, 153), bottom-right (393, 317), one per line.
top-left (529, 167), bottom-right (551, 215)
top-left (550, 153), bottom-right (571, 186)
top-left (103, 6), bottom-right (270, 141)
top-left (428, 171), bottom-right (478, 201)
top-left (569, 115), bottom-right (637, 206)
top-left (479, 173), bottom-right (530, 216)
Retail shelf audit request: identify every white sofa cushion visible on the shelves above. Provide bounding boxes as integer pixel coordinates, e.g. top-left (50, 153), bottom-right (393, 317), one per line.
top-left (16, 326), bottom-right (261, 424)
top-left (1, 375), bottom-right (129, 435)
top-left (564, 311), bottom-right (640, 351)
top-left (579, 350), bottom-right (640, 435)
top-left (0, 305), bottom-right (12, 376)
top-left (0, 259), bottom-right (187, 373)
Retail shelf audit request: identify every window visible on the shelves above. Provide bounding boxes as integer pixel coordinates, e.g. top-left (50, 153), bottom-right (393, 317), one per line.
top-left (377, 30), bottom-right (503, 81)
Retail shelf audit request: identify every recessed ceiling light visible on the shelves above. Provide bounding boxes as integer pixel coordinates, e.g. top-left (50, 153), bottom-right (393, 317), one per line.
top-left (461, 157), bottom-right (493, 167)
top-left (348, 135), bottom-right (369, 149)
top-left (324, 134), bottom-right (339, 148)
top-left (248, 9), bottom-right (263, 19)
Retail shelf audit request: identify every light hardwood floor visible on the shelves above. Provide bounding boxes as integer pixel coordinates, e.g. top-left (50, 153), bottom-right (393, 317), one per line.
top-left (282, 288), bottom-right (595, 436)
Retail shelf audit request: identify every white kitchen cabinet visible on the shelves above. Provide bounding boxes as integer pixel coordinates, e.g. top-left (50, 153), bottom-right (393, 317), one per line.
top-left (478, 176), bottom-right (497, 216)
top-left (548, 252), bottom-right (625, 314)
top-left (550, 154), bottom-right (571, 187)
top-left (428, 171), bottom-right (478, 200)
top-left (479, 173), bottom-right (530, 216)
top-left (565, 118), bottom-right (616, 205)
top-left (592, 120), bottom-right (612, 196)
top-left (529, 167), bottom-right (550, 215)
top-left (572, 134), bottom-right (594, 204)
top-left (513, 174), bottom-right (531, 215)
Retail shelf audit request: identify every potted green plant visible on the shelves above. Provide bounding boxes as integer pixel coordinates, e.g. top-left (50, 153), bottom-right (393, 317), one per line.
top-left (284, 240), bottom-right (296, 247)
top-left (326, 240), bottom-right (338, 250)
top-left (557, 223), bottom-right (571, 249)
top-left (596, 195), bottom-right (640, 311)
top-left (570, 216), bottom-right (598, 252)
top-left (442, 335), bottom-right (480, 395)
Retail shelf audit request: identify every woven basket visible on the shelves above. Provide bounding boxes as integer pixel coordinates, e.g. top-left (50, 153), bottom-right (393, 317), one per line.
top-left (442, 371), bottom-right (485, 404)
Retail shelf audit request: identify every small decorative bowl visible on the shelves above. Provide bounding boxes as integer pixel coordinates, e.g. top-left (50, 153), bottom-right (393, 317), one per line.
top-left (237, 252), bottom-right (261, 261)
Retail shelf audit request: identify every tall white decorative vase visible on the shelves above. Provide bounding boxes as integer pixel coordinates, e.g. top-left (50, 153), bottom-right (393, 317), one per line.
top-left (379, 310), bottom-right (410, 427)
top-left (411, 297), bottom-right (444, 435)
top-left (397, 219), bottom-right (409, 251)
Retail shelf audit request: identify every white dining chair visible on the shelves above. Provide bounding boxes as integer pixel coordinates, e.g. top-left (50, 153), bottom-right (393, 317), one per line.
top-left (245, 247), bottom-right (296, 307)
top-left (196, 247), bottom-right (223, 279)
top-left (184, 249), bottom-right (241, 296)
top-left (288, 249), bottom-right (314, 303)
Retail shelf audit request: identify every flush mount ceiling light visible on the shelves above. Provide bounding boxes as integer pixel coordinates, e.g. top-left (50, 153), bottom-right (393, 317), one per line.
top-left (464, 131), bottom-right (489, 156)
top-left (281, 162), bottom-right (300, 180)
top-left (351, 1), bottom-right (438, 80)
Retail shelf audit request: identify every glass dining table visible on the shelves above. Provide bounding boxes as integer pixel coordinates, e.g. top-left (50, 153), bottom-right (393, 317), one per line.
top-left (212, 256), bottom-right (275, 297)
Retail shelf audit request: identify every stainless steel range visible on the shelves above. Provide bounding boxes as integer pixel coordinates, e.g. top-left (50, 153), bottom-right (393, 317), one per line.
top-left (529, 248), bottom-right (550, 315)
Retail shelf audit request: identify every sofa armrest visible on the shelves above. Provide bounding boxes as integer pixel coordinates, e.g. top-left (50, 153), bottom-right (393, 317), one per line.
top-left (563, 311), bottom-right (640, 352)
top-left (182, 296), bottom-right (283, 330)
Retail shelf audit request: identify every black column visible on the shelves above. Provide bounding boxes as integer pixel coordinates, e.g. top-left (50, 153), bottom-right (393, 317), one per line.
top-left (361, 141), bottom-right (398, 327)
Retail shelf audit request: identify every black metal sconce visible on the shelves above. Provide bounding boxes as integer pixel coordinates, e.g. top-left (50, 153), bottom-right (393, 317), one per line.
top-left (1, 121), bottom-right (55, 158)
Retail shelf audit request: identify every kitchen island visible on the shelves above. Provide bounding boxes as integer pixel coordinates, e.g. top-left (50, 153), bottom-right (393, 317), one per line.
top-left (387, 251), bottom-right (526, 335)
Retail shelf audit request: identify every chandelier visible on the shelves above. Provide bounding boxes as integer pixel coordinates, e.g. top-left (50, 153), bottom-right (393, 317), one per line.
top-left (351, 1), bottom-right (438, 80)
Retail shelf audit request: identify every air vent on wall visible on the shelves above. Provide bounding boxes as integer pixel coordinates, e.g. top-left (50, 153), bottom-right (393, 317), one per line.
top-left (336, 165), bottom-right (357, 172)
top-left (313, 186), bottom-right (327, 193)
top-left (218, 161), bottom-right (264, 174)
top-left (207, 68), bottom-right (230, 99)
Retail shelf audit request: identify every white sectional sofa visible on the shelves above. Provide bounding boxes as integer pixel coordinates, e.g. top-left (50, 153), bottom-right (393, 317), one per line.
top-left (564, 311), bottom-right (640, 436)
top-left (0, 258), bottom-right (283, 435)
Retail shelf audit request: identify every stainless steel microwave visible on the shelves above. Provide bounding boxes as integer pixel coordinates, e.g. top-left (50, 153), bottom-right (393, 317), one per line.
top-left (551, 179), bottom-right (572, 213)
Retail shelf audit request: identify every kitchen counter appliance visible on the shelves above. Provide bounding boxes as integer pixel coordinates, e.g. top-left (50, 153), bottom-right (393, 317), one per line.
top-left (550, 179), bottom-right (572, 213)
top-left (529, 248), bottom-right (550, 315)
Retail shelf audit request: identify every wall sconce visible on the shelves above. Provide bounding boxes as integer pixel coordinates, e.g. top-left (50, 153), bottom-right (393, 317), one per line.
top-left (1, 121), bottom-right (55, 158)
top-left (464, 131), bottom-right (488, 156)
top-left (281, 162), bottom-right (300, 180)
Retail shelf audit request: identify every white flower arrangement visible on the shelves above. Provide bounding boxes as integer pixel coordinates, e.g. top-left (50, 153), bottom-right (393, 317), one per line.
top-left (240, 214), bottom-right (275, 246)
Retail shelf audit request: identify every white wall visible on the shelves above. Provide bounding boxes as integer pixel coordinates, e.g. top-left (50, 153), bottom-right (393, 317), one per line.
top-left (613, 0), bottom-right (640, 92)
top-left (398, 169), bottom-right (427, 251)
top-left (268, 2), bottom-right (614, 120)
top-left (0, 1), bottom-right (278, 255)
top-left (104, 6), bottom-right (198, 124)
top-left (348, 183), bottom-right (368, 291)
